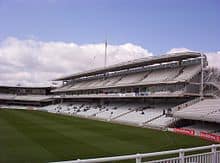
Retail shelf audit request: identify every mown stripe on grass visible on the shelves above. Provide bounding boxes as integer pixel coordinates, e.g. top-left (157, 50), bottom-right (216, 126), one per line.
top-left (6, 110), bottom-right (154, 155)
top-left (0, 109), bottom-right (211, 163)
top-left (8, 110), bottom-right (210, 152)
top-left (24, 110), bottom-right (210, 150)
top-left (0, 114), bottom-right (54, 163)
top-left (8, 110), bottom-right (173, 152)
top-left (1, 110), bottom-right (113, 161)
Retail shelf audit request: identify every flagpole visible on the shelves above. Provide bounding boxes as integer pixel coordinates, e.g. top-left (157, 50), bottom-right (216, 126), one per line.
top-left (104, 40), bottom-right (107, 67)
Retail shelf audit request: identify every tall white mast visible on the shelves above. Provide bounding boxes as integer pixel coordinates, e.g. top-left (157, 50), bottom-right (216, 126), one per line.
top-left (104, 40), bottom-right (107, 67)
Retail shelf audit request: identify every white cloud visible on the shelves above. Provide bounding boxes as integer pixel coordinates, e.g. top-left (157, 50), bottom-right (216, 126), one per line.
top-left (1, 38), bottom-right (219, 86)
top-left (0, 37), bottom-right (153, 85)
top-left (206, 51), bottom-right (220, 69)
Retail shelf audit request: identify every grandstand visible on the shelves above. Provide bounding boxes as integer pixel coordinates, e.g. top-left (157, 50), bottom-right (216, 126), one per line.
top-left (0, 85), bottom-right (56, 106)
top-left (1, 51), bottom-right (220, 140)
top-left (49, 52), bottom-right (220, 138)
top-left (52, 52), bottom-right (204, 96)
top-left (1, 51), bottom-right (220, 162)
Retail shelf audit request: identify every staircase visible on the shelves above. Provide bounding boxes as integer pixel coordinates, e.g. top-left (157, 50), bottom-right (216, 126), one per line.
top-left (142, 114), bottom-right (164, 125)
top-left (111, 109), bottom-right (134, 120)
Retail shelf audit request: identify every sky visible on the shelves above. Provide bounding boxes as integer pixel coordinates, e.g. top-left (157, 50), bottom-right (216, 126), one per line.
top-left (0, 0), bottom-right (219, 85)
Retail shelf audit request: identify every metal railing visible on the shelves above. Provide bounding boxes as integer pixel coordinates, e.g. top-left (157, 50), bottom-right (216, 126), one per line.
top-left (51, 144), bottom-right (220, 163)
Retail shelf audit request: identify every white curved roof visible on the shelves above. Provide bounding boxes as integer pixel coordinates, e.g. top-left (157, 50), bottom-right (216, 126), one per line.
top-left (54, 52), bottom-right (202, 81)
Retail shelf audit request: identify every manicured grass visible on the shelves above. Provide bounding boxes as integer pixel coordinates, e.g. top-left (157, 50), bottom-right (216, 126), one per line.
top-left (0, 109), bottom-right (211, 163)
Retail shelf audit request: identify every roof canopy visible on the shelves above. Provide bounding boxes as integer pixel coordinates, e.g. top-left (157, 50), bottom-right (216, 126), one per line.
top-left (54, 52), bottom-right (202, 81)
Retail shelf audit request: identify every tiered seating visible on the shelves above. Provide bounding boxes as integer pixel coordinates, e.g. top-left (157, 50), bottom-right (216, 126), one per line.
top-left (76, 103), bottom-right (104, 117)
top-left (147, 115), bottom-right (175, 128)
top-left (140, 68), bottom-right (180, 83)
top-left (78, 108), bottom-right (101, 117)
top-left (53, 63), bottom-right (202, 93)
top-left (69, 76), bottom-right (123, 90)
top-left (103, 76), bottom-right (122, 86)
top-left (115, 106), bottom-right (166, 125)
top-left (41, 104), bottom-right (59, 113)
top-left (52, 105), bottom-right (63, 113)
top-left (13, 95), bottom-right (51, 101)
top-left (91, 78), bottom-right (110, 87)
top-left (175, 65), bottom-right (201, 81)
top-left (0, 94), bottom-right (51, 102)
top-left (44, 104), bottom-right (74, 114)
top-left (55, 84), bottom-right (72, 92)
top-left (94, 103), bottom-right (135, 120)
top-left (173, 99), bottom-right (220, 123)
top-left (116, 72), bottom-right (148, 85)
top-left (39, 102), bottom-right (175, 128)
top-left (58, 105), bottom-right (71, 114)
top-left (70, 80), bottom-right (91, 90)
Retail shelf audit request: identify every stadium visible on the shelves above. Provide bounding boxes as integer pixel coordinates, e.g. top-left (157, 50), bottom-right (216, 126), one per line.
top-left (1, 52), bottom-right (220, 163)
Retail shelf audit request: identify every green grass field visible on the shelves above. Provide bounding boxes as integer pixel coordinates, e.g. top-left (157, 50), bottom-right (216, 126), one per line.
top-left (0, 109), bottom-right (212, 163)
